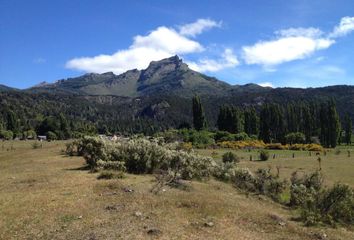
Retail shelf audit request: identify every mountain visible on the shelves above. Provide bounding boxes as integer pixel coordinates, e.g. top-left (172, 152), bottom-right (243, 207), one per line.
top-left (0, 56), bottom-right (353, 134)
top-left (0, 84), bottom-right (17, 92)
top-left (29, 56), bottom-right (237, 97)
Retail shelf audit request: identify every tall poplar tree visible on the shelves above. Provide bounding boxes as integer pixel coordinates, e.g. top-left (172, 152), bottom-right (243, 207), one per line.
top-left (344, 113), bottom-right (352, 145)
top-left (320, 101), bottom-right (340, 148)
top-left (192, 95), bottom-right (206, 131)
top-left (244, 107), bottom-right (259, 136)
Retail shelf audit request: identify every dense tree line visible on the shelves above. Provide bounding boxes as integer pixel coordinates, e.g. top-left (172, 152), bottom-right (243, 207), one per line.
top-left (212, 100), bottom-right (348, 147)
top-left (0, 91), bottom-right (352, 147)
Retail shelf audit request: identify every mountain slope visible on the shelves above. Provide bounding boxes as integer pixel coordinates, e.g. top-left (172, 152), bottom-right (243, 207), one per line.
top-left (29, 56), bottom-right (233, 97)
top-left (0, 84), bottom-right (17, 92)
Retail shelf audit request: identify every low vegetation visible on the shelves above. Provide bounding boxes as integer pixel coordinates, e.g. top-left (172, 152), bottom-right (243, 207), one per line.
top-left (66, 136), bottom-right (354, 227)
top-left (67, 136), bottom-right (216, 181)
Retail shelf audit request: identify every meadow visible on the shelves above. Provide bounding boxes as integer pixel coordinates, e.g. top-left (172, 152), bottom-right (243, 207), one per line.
top-left (0, 140), bottom-right (353, 240)
top-left (197, 146), bottom-right (354, 187)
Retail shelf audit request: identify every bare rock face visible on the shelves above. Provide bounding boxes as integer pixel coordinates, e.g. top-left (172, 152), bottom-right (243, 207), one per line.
top-left (139, 55), bottom-right (188, 84)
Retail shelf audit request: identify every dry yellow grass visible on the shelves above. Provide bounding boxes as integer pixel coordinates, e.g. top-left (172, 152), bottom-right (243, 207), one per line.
top-left (0, 141), bottom-right (353, 239)
top-left (197, 147), bottom-right (354, 187)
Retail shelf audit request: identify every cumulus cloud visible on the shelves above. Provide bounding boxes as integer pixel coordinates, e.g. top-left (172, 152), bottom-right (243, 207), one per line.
top-left (242, 17), bottom-right (354, 67)
top-left (179, 19), bottom-right (222, 37)
top-left (186, 48), bottom-right (239, 72)
top-left (66, 19), bottom-right (226, 74)
top-left (329, 16), bottom-right (354, 38)
top-left (242, 28), bottom-right (334, 66)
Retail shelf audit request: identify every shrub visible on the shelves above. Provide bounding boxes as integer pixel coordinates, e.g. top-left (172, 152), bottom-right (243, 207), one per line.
top-left (290, 171), bottom-right (323, 207)
top-left (177, 142), bottom-right (193, 152)
top-left (78, 136), bottom-right (110, 168)
top-left (97, 170), bottom-right (125, 180)
top-left (265, 143), bottom-right (287, 150)
top-left (215, 166), bottom-right (286, 201)
top-left (23, 130), bottom-right (37, 140)
top-left (318, 184), bottom-right (354, 225)
top-left (259, 150), bottom-right (269, 161)
top-left (232, 168), bottom-right (257, 192)
top-left (180, 129), bottom-right (215, 148)
top-left (32, 141), bottom-right (42, 149)
top-left (285, 132), bottom-right (306, 144)
top-left (306, 144), bottom-right (323, 152)
top-left (222, 151), bottom-right (240, 163)
top-left (46, 131), bottom-right (57, 141)
top-left (0, 130), bottom-right (13, 140)
top-left (218, 140), bottom-right (266, 149)
top-left (299, 184), bottom-right (354, 226)
top-left (234, 132), bottom-right (249, 141)
top-left (213, 162), bottom-right (236, 182)
top-left (73, 136), bottom-right (216, 181)
top-left (155, 130), bottom-right (182, 143)
top-left (65, 141), bottom-right (79, 156)
top-left (96, 160), bottom-right (126, 172)
top-left (214, 131), bottom-right (235, 142)
top-left (254, 168), bottom-right (287, 201)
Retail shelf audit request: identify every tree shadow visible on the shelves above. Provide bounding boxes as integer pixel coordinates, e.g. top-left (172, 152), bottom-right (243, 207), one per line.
top-left (65, 165), bottom-right (91, 171)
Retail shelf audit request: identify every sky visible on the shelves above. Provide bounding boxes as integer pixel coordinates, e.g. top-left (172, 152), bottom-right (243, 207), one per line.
top-left (1, 0), bottom-right (354, 89)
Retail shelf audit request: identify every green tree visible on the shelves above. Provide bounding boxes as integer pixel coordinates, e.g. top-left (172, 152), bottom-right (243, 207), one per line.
top-left (59, 113), bottom-right (71, 139)
top-left (320, 101), bottom-right (341, 148)
top-left (344, 113), bottom-right (352, 145)
top-left (244, 107), bottom-right (259, 136)
top-left (192, 95), bottom-right (206, 131)
top-left (217, 106), bottom-right (227, 131)
top-left (260, 104), bottom-right (285, 143)
top-left (217, 106), bottom-right (243, 134)
top-left (6, 110), bottom-right (19, 132)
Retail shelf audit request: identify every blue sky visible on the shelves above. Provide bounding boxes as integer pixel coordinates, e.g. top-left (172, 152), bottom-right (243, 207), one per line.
top-left (1, 0), bottom-right (354, 89)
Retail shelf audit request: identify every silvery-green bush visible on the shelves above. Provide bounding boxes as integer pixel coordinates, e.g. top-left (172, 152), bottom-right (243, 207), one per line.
top-left (72, 136), bottom-right (216, 180)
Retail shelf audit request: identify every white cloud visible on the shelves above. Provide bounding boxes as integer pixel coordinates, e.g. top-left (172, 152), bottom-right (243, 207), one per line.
top-left (242, 29), bottom-right (334, 66)
top-left (186, 48), bottom-right (239, 72)
top-left (133, 27), bottom-right (204, 53)
top-left (241, 16), bottom-right (354, 67)
top-left (66, 19), bottom-right (226, 74)
top-left (329, 16), bottom-right (354, 38)
top-left (179, 19), bottom-right (221, 37)
top-left (276, 27), bottom-right (323, 38)
top-left (258, 82), bottom-right (274, 88)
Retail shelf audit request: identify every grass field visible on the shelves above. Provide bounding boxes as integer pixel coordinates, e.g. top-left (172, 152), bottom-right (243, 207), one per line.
top-left (0, 141), bottom-right (354, 239)
top-left (197, 147), bottom-right (354, 187)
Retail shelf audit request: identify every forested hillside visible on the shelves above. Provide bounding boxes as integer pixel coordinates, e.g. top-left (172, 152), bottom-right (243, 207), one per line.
top-left (0, 56), bottom-right (353, 142)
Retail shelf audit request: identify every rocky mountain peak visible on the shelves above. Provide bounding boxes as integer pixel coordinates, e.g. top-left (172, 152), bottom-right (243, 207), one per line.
top-left (139, 55), bottom-right (189, 82)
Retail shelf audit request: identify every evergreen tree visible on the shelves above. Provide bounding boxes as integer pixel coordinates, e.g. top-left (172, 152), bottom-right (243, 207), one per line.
top-left (328, 101), bottom-right (341, 148)
top-left (259, 104), bottom-right (271, 143)
top-left (217, 106), bottom-right (244, 134)
top-left (302, 104), bottom-right (313, 143)
top-left (6, 110), bottom-right (19, 132)
top-left (59, 113), bottom-right (71, 139)
top-left (217, 106), bottom-right (227, 131)
top-left (320, 101), bottom-right (341, 148)
top-left (260, 103), bottom-right (285, 143)
top-left (192, 95), bottom-right (206, 131)
top-left (244, 107), bottom-right (259, 136)
top-left (344, 113), bottom-right (352, 145)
